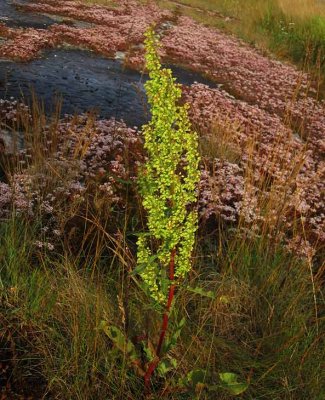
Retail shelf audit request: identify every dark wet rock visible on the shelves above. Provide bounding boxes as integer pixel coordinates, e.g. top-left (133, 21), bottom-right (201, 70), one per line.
top-left (0, 0), bottom-right (56, 29)
top-left (0, 49), bottom-right (217, 126)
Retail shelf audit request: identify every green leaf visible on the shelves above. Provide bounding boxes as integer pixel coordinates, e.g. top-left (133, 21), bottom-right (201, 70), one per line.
top-left (131, 254), bottom-right (158, 276)
top-left (190, 369), bottom-right (206, 386)
top-left (114, 176), bottom-right (133, 185)
top-left (143, 343), bottom-right (155, 362)
top-left (130, 262), bottom-right (149, 276)
top-left (132, 231), bottom-right (152, 237)
top-left (186, 286), bottom-right (216, 300)
top-left (160, 275), bottom-right (170, 296)
top-left (99, 321), bottom-right (138, 362)
top-left (157, 357), bottom-right (178, 376)
top-left (219, 372), bottom-right (248, 395)
top-left (184, 368), bottom-right (206, 388)
top-left (163, 317), bottom-right (186, 353)
top-left (219, 372), bottom-right (238, 383)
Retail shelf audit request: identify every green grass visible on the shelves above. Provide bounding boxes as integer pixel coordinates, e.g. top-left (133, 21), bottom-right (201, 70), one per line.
top-left (155, 0), bottom-right (325, 92)
top-left (0, 101), bottom-right (323, 400)
top-left (0, 210), bottom-right (323, 399)
top-left (258, 8), bottom-right (325, 71)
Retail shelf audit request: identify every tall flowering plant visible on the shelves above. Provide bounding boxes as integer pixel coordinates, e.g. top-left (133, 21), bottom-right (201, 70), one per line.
top-left (137, 27), bottom-right (200, 386)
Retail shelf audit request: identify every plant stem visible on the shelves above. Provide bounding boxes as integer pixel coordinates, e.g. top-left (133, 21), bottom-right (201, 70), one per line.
top-left (144, 248), bottom-right (176, 388)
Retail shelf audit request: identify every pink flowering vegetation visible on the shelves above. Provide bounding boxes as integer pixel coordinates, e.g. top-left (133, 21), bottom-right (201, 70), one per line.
top-left (0, 102), bottom-right (144, 250)
top-left (0, 0), bottom-right (323, 256)
top-left (0, 23), bottom-right (16, 39)
top-left (0, 0), bottom-right (172, 61)
top-left (19, 0), bottom-right (172, 29)
top-left (187, 84), bottom-right (324, 255)
top-left (160, 16), bottom-right (325, 159)
top-left (0, 97), bottom-right (323, 258)
top-left (0, 23), bottom-right (59, 61)
top-left (0, 98), bottom-right (30, 123)
top-left (161, 16), bottom-right (313, 103)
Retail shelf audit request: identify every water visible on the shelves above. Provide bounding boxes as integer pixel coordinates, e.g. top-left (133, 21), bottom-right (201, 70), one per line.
top-left (0, 1), bottom-right (216, 126)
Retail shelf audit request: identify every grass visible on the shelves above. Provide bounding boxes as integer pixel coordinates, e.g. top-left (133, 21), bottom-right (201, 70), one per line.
top-left (0, 102), bottom-right (323, 399)
top-left (278, 0), bottom-right (325, 18)
top-left (1, 202), bottom-right (323, 399)
top-left (155, 0), bottom-right (325, 93)
top-left (0, 2), bottom-right (324, 396)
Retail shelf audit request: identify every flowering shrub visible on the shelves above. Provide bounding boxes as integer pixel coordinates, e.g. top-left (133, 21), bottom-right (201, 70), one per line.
top-left (137, 27), bottom-right (200, 304)
top-left (136, 26), bottom-right (199, 388)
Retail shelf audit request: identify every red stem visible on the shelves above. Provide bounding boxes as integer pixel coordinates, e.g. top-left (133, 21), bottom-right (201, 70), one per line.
top-left (144, 248), bottom-right (176, 388)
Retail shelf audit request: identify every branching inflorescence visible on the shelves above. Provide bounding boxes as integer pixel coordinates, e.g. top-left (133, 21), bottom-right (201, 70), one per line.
top-left (137, 27), bottom-right (200, 305)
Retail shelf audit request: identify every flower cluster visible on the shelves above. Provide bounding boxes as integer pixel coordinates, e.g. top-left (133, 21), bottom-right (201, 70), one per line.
top-left (0, 98), bottom-right (29, 122)
top-left (137, 29), bottom-right (200, 303)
